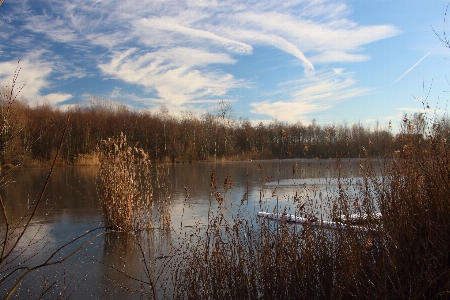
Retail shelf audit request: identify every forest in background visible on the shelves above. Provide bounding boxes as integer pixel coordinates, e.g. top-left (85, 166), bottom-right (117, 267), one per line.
top-left (0, 90), bottom-right (436, 166)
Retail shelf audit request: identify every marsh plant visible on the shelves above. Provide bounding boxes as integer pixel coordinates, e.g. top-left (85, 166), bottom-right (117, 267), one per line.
top-left (89, 110), bottom-right (450, 299)
top-left (167, 112), bottom-right (450, 299)
top-left (154, 163), bottom-right (172, 230)
top-left (97, 132), bottom-right (153, 231)
top-left (97, 133), bottom-right (171, 232)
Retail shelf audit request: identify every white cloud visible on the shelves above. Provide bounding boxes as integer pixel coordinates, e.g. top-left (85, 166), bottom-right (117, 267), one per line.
top-left (0, 53), bottom-right (51, 103)
top-left (0, 52), bottom-right (74, 106)
top-left (2, 0), bottom-right (401, 116)
top-left (84, 0), bottom-right (400, 73)
top-left (227, 9), bottom-right (399, 63)
top-left (135, 18), bottom-right (253, 54)
top-left (99, 47), bottom-right (245, 109)
top-left (250, 69), bottom-right (370, 122)
top-left (87, 31), bottom-right (132, 49)
top-left (42, 93), bottom-right (73, 106)
top-left (24, 15), bottom-right (79, 43)
top-left (253, 33), bottom-right (315, 75)
top-left (310, 50), bottom-right (369, 64)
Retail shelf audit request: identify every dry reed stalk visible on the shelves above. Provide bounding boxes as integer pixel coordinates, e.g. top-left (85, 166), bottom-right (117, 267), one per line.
top-left (155, 163), bottom-right (171, 230)
top-left (94, 113), bottom-right (449, 299)
top-left (97, 132), bottom-right (154, 232)
top-left (169, 113), bottom-right (450, 299)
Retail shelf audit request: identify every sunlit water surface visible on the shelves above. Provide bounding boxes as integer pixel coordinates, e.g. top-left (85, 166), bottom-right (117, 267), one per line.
top-left (0, 158), bottom-right (384, 298)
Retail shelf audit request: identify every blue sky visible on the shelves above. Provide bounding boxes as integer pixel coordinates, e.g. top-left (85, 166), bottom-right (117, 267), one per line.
top-left (0, 0), bottom-right (449, 129)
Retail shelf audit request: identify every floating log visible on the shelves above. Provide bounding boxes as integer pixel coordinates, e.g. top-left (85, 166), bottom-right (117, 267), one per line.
top-left (257, 212), bottom-right (370, 231)
top-left (335, 212), bottom-right (382, 224)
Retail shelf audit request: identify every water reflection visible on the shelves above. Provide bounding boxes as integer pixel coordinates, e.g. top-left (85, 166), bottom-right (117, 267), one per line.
top-left (0, 158), bottom-right (384, 298)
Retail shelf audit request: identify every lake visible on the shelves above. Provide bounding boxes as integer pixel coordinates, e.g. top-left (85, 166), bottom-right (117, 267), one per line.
top-left (0, 158), bottom-right (383, 298)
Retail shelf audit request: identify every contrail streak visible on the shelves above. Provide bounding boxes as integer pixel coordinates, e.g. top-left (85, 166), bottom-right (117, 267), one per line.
top-left (391, 52), bottom-right (431, 86)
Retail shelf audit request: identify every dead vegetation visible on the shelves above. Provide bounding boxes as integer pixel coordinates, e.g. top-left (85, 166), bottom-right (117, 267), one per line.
top-left (167, 112), bottom-right (450, 299)
top-left (96, 132), bottom-right (171, 232)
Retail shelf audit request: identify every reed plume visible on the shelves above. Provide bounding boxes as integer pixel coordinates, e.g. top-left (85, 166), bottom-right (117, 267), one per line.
top-left (97, 132), bottom-right (154, 231)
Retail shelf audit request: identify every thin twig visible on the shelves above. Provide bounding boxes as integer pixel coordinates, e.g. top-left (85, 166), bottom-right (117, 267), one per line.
top-left (2, 115), bottom-right (70, 263)
top-left (0, 195), bottom-right (9, 261)
top-left (5, 228), bottom-right (105, 300)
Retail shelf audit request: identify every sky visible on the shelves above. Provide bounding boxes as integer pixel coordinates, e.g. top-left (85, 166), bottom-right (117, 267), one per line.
top-left (0, 0), bottom-right (450, 129)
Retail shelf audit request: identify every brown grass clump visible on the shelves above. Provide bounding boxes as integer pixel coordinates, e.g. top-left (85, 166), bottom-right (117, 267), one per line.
top-left (372, 114), bottom-right (450, 298)
top-left (97, 132), bottom-right (154, 232)
top-left (93, 114), bottom-right (449, 299)
top-left (170, 113), bottom-right (450, 299)
top-left (154, 163), bottom-right (172, 229)
top-left (173, 183), bottom-right (375, 299)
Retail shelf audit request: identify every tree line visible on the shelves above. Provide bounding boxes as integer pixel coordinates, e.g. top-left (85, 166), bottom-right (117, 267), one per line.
top-left (0, 92), bottom-right (429, 166)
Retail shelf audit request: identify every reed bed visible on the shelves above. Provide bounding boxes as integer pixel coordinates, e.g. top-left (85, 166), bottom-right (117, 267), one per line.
top-left (155, 163), bottom-right (172, 230)
top-left (97, 133), bottom-right (154, 231)
top-left (172, 178), bottom-right (376, 299)
top-left (97, 133), bottom-right (172, 232)
top-left (168, 113), bottom-right (450, 299)
top-left (95, 114), bottom-right (449, 299)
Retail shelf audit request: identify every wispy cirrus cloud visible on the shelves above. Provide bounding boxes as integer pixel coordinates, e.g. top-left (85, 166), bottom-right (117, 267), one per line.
top-left (24, 15), bottom-right (79, 43)
top-left (1, 0), bottom-right (400, 116)
top-left (135, 18), bottom-right (253, 54)
top-left (251, 68), bottom-right (371, 123)
top-left (0, 52), bottom-right (72, 106)
top-left (99, 47), bottom-right (245, 112)
top-left (310, 50), bottom-right (369, 64)
top-left (100, 0), bottom-right (396, 110)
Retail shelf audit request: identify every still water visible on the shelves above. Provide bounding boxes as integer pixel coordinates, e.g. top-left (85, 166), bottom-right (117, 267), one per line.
top-left (0, 158), bottom-right (382, 298)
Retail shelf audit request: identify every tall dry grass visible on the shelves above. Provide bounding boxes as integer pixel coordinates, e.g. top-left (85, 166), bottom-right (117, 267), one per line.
top-left (97, 133), bottom-right (171, 232)
top-left (169, 113), bottom-right (450, 299)
top-left (372, 114), bottom-right (450, 298)
top-left (172, 183), bottom-right (375, 299)
top-left (97, 132), bottom-right (154, 231)
top-left (93, 113), bottom-right (449, 299)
